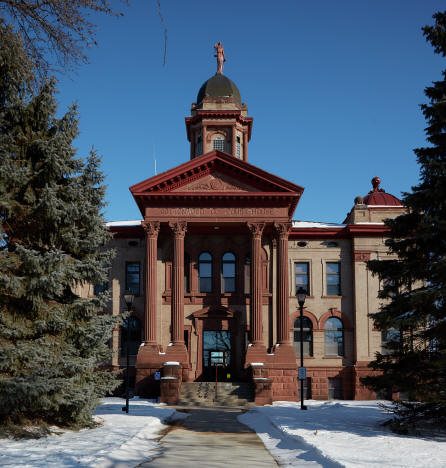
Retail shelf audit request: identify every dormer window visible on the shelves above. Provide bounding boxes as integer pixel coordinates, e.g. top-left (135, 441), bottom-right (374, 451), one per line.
top-left (213, 136), bottom-right (225, 152)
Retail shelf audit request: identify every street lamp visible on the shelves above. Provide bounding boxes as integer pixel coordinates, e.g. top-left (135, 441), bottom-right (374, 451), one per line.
top-left (122, 291), bottom-right (135, 414)
top-left (296, 287), bottom-right (307, 410)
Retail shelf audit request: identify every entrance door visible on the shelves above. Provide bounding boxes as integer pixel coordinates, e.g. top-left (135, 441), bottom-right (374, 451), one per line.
top-left (202, 330), bottom-right (231, 381)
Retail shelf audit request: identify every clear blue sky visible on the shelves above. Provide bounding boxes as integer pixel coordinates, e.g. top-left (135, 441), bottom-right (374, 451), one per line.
top-left (57, 0), bottom-right (445, 224)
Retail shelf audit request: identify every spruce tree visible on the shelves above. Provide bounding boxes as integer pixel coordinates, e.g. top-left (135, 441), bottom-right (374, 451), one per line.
top-left (362, 12), bottom-right (446, 431)
top-left (0, 27), bottom-right (118, 431)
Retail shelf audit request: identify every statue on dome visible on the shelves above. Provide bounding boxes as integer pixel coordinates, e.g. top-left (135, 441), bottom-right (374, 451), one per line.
top-left (214, 42), bottom-right (226, 74)
top-left (370, 176), bottom-right (385, 193)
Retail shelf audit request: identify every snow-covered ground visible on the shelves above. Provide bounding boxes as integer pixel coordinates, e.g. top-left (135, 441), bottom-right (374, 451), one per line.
top-left (0, 397), bottom-right (186, 468)
top-left (239, 400), bottom-right (446, 467)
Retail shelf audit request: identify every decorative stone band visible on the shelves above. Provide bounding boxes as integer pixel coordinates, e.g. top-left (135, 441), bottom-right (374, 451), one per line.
top-left (354, 250), bottom-right (371, 262)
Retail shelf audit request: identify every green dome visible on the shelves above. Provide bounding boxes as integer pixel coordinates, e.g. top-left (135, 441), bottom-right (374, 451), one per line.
top-left (196, 74), bottom-right (241, 106)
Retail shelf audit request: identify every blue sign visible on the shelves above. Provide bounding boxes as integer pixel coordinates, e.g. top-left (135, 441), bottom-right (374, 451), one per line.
top-left (298, 367), bottom-right (306, 380)
top-left (154, 371), bottom-right (161, 381)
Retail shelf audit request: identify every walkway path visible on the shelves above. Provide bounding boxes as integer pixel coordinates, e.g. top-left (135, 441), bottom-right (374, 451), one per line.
top-left (139, 406), bottom-right (278, 467)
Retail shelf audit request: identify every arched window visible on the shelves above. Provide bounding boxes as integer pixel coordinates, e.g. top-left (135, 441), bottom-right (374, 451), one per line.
top-left (213, 136), bottom-right (225, 152)
top-left (325, 317), bottom-right (344, 356)
top-left (184, 252), bottom-right (190, 293)
top-left (222, 252), bottom-right (236, 293)
top-left (293, 317), bottom-right (313, 356)
top-left (121, 316), bottom-right (142, 356)
top-left (199, 252), bottom-right (212, 292)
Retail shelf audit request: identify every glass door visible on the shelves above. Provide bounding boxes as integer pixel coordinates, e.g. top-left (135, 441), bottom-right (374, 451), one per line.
top-left (202, 330), bottom-right (231, 381)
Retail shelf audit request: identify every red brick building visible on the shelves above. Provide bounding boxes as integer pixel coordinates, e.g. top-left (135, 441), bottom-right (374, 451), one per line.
top-left (102, 63), bottom-right (405, 404)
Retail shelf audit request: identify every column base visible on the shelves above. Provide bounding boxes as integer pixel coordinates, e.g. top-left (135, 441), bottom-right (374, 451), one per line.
top-left (135, 344), bottom-right (164, 398)
top-left (245, 343), bottom-right (267, 367)
top-left (271, 343), bottom-right (297, 365)
top-left (166, 343), bottom-right (190, 381)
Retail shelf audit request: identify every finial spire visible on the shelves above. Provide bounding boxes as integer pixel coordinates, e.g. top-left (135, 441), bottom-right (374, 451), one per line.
top-left (214, 42), bottom-right (226, 74)
top-left (371, 177), bottom-right (381, 192)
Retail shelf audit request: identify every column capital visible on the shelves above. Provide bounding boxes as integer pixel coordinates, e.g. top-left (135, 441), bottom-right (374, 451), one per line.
top-left (247, 222), bottom-right (265, 239)
top-left (273, 222), bottom-right (292, 240)
top-left (142, 220), bottom-right (160, 238)
top-left (168, 221), bottom-right (187, 238)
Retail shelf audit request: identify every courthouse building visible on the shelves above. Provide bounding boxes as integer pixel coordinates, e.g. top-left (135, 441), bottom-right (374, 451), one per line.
top-left (102, 51), bottom-right (405, 404)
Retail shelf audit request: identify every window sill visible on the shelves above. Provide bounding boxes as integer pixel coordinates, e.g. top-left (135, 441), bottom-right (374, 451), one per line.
top-left (323, 355), bottom-right (344, 359)
top-left (321, 295), bottom-right (343, 299)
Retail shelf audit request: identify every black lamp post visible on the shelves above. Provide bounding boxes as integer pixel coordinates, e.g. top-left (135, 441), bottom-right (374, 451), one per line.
top-left (296, 287), bottom-right (307, 410)
top-left (122, 291), bottom-right (135, 414)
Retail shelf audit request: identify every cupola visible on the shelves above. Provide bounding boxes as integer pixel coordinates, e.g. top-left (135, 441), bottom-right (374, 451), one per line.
top-left (344, 177), bottom-right (405, 224)
top-left (363, 177), bottom-right (403, 206)
top-left (185, 42), bottom-right (253, 161)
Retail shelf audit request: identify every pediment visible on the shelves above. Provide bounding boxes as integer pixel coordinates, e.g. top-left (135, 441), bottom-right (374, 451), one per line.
top-left (190, 306), bottom-right (239, 319)
top-left (171, 171), bottom-right (257, 193)
top-left (130, 150), bottom-right (304, 196)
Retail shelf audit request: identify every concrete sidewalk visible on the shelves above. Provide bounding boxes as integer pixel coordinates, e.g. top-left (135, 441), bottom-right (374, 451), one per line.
top-left (139, 407), bottom-right (278, 467)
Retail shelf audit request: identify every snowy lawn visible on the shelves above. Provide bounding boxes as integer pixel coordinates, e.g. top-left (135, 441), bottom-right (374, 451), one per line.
top-left (239, 400), bottom-right (446, 467)
top-left (0, 397), bottom-right (186, 468)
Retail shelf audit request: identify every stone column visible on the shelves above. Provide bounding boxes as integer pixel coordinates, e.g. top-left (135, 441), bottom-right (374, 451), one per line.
top-left (243, 132), bottom-right (248, 161)
top-left (202, 125), bottom-right (207, 154)
top-left (247, 222), bottom-right (265, 346)
top-left (274, 223), bottom-right (292, 344)
top-left (232, 124), bottom-right (237, 156)
top-left (142, 221), bottom-right (160, 345)
top-left (168, 221), bottom-right (187, 345)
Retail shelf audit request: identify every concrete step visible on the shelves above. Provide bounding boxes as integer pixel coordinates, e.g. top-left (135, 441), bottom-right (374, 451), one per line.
top-left (178, 382), bottom-right (254, 408)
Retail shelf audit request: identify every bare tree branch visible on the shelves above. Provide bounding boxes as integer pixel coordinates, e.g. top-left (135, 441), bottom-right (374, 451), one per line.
top-left (0, 0), bottom-right (128, 80)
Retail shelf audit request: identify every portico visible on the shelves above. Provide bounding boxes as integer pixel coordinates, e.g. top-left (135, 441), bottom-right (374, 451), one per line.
top-left (129, 150), bottom-right (303, 400)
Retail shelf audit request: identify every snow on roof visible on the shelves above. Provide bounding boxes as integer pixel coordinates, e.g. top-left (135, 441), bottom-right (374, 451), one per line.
top-left (355, 222), bottom-right (385, 225)
top-left (366, 205), bottom-right (405, 208)
top-left (106, 220), bottom-right (142, 227)
top-left (292, 221), bottom-right (345, 229)
top-left (106, 220), bottom-right (348, 229)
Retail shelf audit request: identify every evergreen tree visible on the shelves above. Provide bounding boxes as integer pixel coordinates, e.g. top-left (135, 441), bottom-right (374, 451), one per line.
top-left (0, 28), bottom-right (118, 432)
top-left (362, 12), bottom-right (446, 432)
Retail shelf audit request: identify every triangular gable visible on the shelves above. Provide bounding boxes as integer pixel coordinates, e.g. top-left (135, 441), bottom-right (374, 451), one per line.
top-left (171, 171), bottom-right (257, 193)
top-left (130, 150), bottom-right (304, 195)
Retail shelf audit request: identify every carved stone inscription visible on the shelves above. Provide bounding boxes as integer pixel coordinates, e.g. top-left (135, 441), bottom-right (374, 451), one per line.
top-left (147, 206), bottom-right (288, 219)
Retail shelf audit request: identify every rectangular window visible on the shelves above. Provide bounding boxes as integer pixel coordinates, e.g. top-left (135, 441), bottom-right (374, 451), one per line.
top-left (94, 264), bottom-right (109, 296)
top-left (213, 138), bottom-right (225, 151)
top-left (295, 262), bottom-right (309, 295)
top-left (125, 262), bottom-right (140, 295)
top-left (236, 136), bottom-right (241, 158)
top-left (222, 262), bottom-right (236, 292)
top-left (328, 377), bottom-right (342, 399)
top-left (199, 261), bottom-right (212, 292)
top-left (381, 329), bottom-right (400, 355)
top-left (326, 262), bottom-right (341, 295)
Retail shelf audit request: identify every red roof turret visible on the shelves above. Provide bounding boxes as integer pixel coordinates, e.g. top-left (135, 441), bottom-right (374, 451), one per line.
top-left (363, 177), bottom-right (403, 206)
